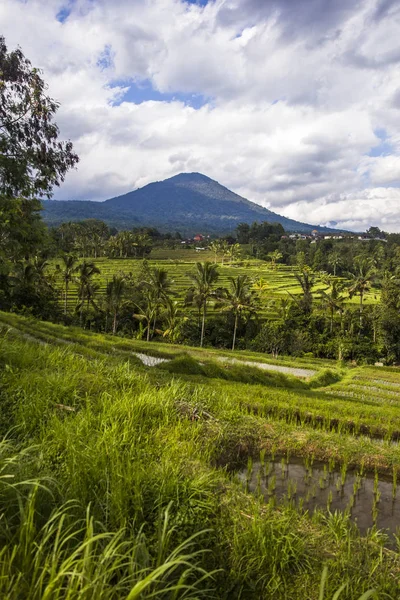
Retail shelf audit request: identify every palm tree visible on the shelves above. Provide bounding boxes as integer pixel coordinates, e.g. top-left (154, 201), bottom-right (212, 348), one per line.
top-left (209, 240), bottom-right (221, 264)
top-left (220, 275), bottom-right (258, 350)
top-left (319, 280), bottom-right (345, 333)
top-left (294, 267), bottom-right (315, 315)
top-left (56, 255), bottom-right (79, 315)
top-left (133, 286), bottom-right (158, 342)
top-left (161, 298), bottom-right (188, 343)
top-left (277, 297), bottom-right (291, 321)
top-left (111, 231), bottom-right (134, 258)
top-left (252, 277), bottom-right (269, 296)
top-left (228, 243), bottom-right (241, 264)
top-left (347, 259), bottom-right (375, 332)
top-left (220, 241), bottom-right (229, 265)
top-left (186, 262), bottom-right (219, 347)
top-left (76, 261), bottom-right (101, 325)
top-left (105, 274), bottom-right (127, 334)
top-left (10, 261), bottom-right (36, 290)
top-left (328, 251), bottom-right (342, 277)
top-left (269, 250), bottom-right (283, 270)
top-left (140, 267), bottom-right (173, 335)
top-left (132, 232), bottom-right (152, 258)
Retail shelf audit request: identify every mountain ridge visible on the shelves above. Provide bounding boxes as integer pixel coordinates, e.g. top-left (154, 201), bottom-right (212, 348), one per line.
top-left (42, 172), bottom-right (340, 234)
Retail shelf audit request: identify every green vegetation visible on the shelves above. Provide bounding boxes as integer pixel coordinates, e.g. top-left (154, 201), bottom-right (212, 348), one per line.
top-left (1, 316), bottom-right (400, 598)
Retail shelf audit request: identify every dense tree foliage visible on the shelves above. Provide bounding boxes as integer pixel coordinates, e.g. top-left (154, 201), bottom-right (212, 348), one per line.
top-left (0, 35), bottom-right (77, 316)
top-left (2, 207), bottom-right (400, 363)
top-left (0, 36), bottom-right (78, 198)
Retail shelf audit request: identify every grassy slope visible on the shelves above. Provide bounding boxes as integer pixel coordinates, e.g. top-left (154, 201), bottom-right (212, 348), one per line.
top-left (0, 314), bottom-right (399, 598)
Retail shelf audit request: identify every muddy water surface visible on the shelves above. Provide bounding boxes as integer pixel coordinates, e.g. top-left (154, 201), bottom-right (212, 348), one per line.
top-left (239, 458), bottom-right (400, 543)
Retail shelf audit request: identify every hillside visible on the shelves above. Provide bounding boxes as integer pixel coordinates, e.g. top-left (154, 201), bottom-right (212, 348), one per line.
top-left (42, 172), bottom-right (339, 234)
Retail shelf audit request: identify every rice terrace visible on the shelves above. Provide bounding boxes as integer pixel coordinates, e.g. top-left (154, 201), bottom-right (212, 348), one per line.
top-left (3, 6), bottom-right (400, 599)
top-left (1, 310), bottom-right (400, 598)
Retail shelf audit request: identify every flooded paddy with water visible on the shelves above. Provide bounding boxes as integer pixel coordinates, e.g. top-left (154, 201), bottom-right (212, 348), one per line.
top-left (239, 456), bottom-right (400, 545)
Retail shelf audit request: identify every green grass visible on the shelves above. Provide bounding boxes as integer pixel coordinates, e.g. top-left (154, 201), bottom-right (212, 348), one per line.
top-left (49, 253), bottom-right (379, 317)
top-left (0, 309), bottom-right (338, 370)
top-left (0, 313), bottom-right (399, 598)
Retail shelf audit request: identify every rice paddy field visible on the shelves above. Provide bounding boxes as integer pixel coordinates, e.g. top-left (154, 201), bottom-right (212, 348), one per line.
top-left (50, 249), bottom-right (379, 317)
top-left (0, 310), bottom-right (399, 598)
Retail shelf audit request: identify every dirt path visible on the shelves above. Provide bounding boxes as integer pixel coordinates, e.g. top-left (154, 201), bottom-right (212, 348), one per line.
top-left (216, 356), bottom-right (316, 378)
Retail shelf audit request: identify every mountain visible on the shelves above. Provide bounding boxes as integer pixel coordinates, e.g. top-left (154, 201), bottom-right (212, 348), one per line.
top-left (42, 172), bottom-right (338, 234)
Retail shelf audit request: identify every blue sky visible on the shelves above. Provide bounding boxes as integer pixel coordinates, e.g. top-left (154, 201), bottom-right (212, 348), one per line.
top-left (110, 79), bottom-right (209, 109)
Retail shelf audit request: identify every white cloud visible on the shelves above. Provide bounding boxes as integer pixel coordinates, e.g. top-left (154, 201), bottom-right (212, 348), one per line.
top-left (283, 188), bottom-right (400, 233)
top-left (1, 0), bottom-right (400, 230)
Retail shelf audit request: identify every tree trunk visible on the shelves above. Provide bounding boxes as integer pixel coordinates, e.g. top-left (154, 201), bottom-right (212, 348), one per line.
top-left (113, 310), bottom-right (117, 335)
top-left (80, 293), bottom-right (84, 326)
top-left (152, 312), bottom-right (157, 337)
top-left (147, 320), bottom-right (151, 342)
top-left (200, 304), bottom-right (206, 347)
top-left (232, 312), bottom-right (238, 351)
top-left (359, 292), bottom-right (363, 334)
top-left (64, 280), bottom-right (68, 315)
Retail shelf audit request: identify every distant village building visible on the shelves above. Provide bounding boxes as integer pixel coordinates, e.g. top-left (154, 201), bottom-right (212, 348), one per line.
top-left (193, 234), bottom-right (204, 242)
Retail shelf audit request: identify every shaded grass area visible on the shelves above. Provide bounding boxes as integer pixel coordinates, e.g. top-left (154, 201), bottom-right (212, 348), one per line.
top-left (0, 310), bottom-right (337, 369)
top-left (158, 355), bottom-right (311, 389)
top-left (0, 316), bottom-right (400, 597)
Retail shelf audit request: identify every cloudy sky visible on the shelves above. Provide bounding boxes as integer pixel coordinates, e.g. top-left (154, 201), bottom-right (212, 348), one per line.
top-left (2, 0), bottom-right (400, 231)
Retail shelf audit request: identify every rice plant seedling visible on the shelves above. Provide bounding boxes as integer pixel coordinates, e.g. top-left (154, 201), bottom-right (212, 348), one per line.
top-left (287, 479), bottom-right (297, 500)
top-left (353, 475), bottom-right (361, 496)
top-left (256, 469), bottom-right (262, 496)
top-left (340, 464), bottom-right (347, 488)
top-left (373, 471), bottom-right (381, 504)
top-left (318, 566), bottom-right (376, 600)
top-left (268, 474), bottom-right (277, 495)
top-left (281, 456), bottom-right (286, 478)
top-left (246, 457), bottom-right (253, 487)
